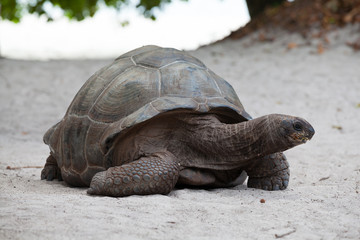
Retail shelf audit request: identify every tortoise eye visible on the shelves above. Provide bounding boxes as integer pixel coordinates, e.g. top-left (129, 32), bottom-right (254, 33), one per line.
top-left (293, 122), bottom-right (303, 131)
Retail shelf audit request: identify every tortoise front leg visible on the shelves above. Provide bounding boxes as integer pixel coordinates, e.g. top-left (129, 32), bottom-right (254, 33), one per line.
top-left (246, 152), bottom-right (290, 191)
top-left (41, 154), bottom-right (62, 181)
top-left (87, 152), bottom-right (180, 197)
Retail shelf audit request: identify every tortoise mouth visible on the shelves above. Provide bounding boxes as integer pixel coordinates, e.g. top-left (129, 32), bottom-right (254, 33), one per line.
top-left (291, 133), bottom-right (311, 143)
top-left (301, 137), bottom-right (309, 143)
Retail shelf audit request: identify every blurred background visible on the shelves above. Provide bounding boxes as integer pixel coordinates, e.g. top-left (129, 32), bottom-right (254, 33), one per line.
top-left (1, 0), bottom-right (359, 59)
top-left (0, 0), bottom-right (250, 59)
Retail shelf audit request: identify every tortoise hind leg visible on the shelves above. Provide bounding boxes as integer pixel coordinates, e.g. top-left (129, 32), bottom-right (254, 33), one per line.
top-left (41, 154), bottom-right (62, 181)
top-left (87, 152), bottom-right (179, 197)
top-left (177, 168), bottom-right (216, 187)
top-left (246, 152), bottom-right (289, 191)
top-left (177, 168), bottom-right (247, 188)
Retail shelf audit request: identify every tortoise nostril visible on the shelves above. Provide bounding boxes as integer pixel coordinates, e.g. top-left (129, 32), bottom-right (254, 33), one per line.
top-left (308, 126), bottom-right (315, 138)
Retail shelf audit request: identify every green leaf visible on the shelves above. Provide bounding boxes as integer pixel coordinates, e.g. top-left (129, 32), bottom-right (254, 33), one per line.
top-left (0, 0), bottom-right (190, 23)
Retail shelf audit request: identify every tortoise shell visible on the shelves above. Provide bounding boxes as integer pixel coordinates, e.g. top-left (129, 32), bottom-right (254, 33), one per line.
top-left (44, 45), bottom-right (251, 186)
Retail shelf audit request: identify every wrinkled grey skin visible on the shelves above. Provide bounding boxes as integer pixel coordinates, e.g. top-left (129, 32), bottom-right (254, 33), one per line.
top-left (41, 46), bottom-right (315, 197)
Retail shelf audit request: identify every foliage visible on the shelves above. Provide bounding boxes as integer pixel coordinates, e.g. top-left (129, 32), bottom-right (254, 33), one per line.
top-left (0, 0), bottom-right (187, 22)
top-left (1, 0), bottom-right (22, 23)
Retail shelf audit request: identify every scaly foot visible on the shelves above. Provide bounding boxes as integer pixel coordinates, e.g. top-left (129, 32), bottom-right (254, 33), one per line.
top-left (87, 152), bottom-right (179, 197)
top-left (246, 152), bottom-right (289, 191)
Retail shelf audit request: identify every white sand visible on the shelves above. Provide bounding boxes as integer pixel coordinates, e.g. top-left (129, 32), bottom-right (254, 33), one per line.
top-left (1, 26), bottom-right (360, 239)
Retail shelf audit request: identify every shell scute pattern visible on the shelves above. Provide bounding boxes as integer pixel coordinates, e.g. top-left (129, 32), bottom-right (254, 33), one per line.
top-left (159, 62), bottom-right (221, 98)
top-left (115, 45), bottom-right (161, 61)
top-left (88, 66), bottom-right (160, 123)
top-left (206, 69), bottom-right (244, 110)
top-left (66, 58), bottom-right (134, 117)
top-left (136, 49), bottom-right (206, 69)
top-left (85, 122), bottom-right (108, 165)
top-left (61, 116), bottom-right (89, 172)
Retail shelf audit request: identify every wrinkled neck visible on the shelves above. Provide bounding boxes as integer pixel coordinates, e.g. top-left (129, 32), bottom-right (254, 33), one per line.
top-left (190, 115), bottom-right (284, 161)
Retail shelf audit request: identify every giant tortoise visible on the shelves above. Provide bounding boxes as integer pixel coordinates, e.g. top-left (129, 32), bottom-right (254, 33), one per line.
top-left (41, 45), bottom-right (315, 197)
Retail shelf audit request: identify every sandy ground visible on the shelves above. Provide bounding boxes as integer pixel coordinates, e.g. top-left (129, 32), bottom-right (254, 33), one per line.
top-left (1, 25), bottom-right (360, 239)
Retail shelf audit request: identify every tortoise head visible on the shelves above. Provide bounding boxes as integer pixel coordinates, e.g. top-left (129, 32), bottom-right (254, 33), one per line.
top-left (274, 114), bottom-right (315, 148)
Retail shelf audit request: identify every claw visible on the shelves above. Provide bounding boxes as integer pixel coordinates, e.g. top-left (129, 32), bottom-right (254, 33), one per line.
top-left (46, 171), bottom-right (54, 181)
top-left (247, 168), bottom-right (290, 191)
top-left (41, 164), bottom-right (62, 181)
top-left (87, 171), bottom-right (106, 195)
